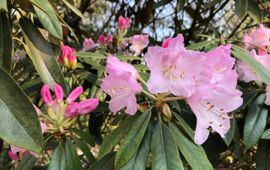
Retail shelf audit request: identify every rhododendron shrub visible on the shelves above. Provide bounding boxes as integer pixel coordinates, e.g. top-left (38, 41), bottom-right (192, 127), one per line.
top-left (1, 1), bottom-right (270, 169)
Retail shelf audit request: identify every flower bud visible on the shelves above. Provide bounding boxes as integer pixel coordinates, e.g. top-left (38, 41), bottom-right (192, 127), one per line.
top-left (66, 86), bottom-right (83, 103)
top-left (78, 98), bottom-right (99, 115)
top-left (54, 84), bottom-right (64, 102)
top-left (41, 85), bottom-right (53, 105)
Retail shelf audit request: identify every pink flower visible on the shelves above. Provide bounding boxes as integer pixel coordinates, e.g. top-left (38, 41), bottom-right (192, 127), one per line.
top-left (64, 99), bottom-right (99, 117)
top-left (41, 85), bottom-right (53, 105)
top-left (58, 45), bottom-right (77, 70)
top-left (82, 38), bottom-right (95, 51)
top-left (66, 86), bottom-right (83, 103)
top-left (101, 55), bottom-right (141, 115)
top-left (98, 34), bottom-right (113, 45)
top-left (244, 24), bottom-right (270, 50)
top-left (54, 84), bottom-right (64, 102)
top-left (130, 34), bottom-right (149, 55)
top-left (145, 34), bottom-right (206, 97)
top-left (118, 16), bottom-right (131, 30)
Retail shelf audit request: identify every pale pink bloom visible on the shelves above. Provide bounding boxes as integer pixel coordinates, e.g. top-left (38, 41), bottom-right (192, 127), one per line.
top-left (236, 49), bottom-right (270, 83)
top-left (265, 86), bottom-right (270, 105)
top-left (118, 16), bottom-right (131, 30)
top-left (161, 37), bottom-right (172, 48)
top-left (244, 24), bottom-right (270, 50)
top-left (66, 86), bottom-right (83, 103)
top-left (41, 85), bottom-right (53, 105)
top-left (54, 84), bottom-right (64, 102)
top-left (145, 34), bottom-right (206, 97)
top-left (101, 56), bottom-right (141, 115)
top-left (130, 34), bottom-right (149, 55)
top-left (82, 38), bottom-right (96, 51)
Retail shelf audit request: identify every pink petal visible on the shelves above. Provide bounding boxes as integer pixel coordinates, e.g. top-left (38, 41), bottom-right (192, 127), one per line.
top-left (64, 102), bottom-right (80, 118)
top-left (8, 151), bottom-right (19, 160)
top-left (67, 86), bottom-right (83, 103)
top-left (77, 98), bottom-right (99, 115)
top-left (54, 84), bottom-right (64, 102)
top-left (41, 84), bottom-right (53, 105)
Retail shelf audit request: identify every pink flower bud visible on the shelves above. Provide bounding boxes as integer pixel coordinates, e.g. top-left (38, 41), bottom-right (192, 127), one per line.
top-left (107, 34), bottom-right (113, 43)
top-left (41, 85), bottom-right (53, 105)
top-left (66, 86), bottom-right (83, 103)
top-left (118, 16), bottom-right (131, 30)
top-left (98, 34), bottom-right (107, 45)
top-left (64, 102), bottom-right (79, 117)
top-left (59, 45), bottom-right (77, 70)
top-left (82, 38), bottom-right (96, 51)
top-left (54, 84), bottom-right (64, 102)
top-left (78, 98), bottom-right (99, 115)
top-left (8, 151), bottom-right (18, 160)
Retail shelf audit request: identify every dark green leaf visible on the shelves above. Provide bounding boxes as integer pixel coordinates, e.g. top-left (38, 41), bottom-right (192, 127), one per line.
top-left (151, 122), bottom-right (184, 170)
top-left (0, 66), bottom-right (42, 153)
top-left (224, 118), bottom-right (236, 146)
top-left (119, 124), bottom-right (152, 170)
top-left (74, 138), bottom-right (96, 164)
top-left (169, 123), bottom-right (213, 170)
top-left (19, 17), bottom-right (67, 93)
top-left (232, 45), bottom-right (270, 85)
top-left (0, 11), bottom-right (12, 72)
top-left (76, 52), bottom-right (106, 59)
top-left (235, 0), bottom-right (249, 18)
top-left (173, 112), bottom-right (194, 139)
top-left (261, 129), bottom-right (270, 139)
top-left (72, 129), bottom-right (95, 147)
top-left (90, 152), bottom-right (115, 170)
top-left (65, 139), bottom-right (82, 170)
top-left (244, 94), bottom-right (268, 149)
top-left (48, 142), bottom-right (66, 170)
top-left (31, 0), bottom-right (63, 39)
top-left (17, 155), bottom-right (38, 170)
top-left (98, 116), bottom-right (137, 159)
top-left (115, 110), bottom-right (151, 169)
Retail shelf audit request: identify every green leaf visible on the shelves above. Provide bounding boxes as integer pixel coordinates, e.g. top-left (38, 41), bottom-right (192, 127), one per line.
top-left (173, 112), bottom-right (194, 139)
top-left (256, 140), bottom-right (270, 170)
top-left (76, 52), bottom-right (106, 59)
top-left (118, 55), bottom-right (141, 61)
top-left (0, 11), bottom-right (12, 72)
top-left (0, 66), bottom-right (42, 153)
top-left (224, 118), bottom-right (236, 146)
top-left (98, 116), bottom-right (137, 159)
top-left (186, 40), bottom-right (215, 50)
top-left (247, 0), bottom-right (263, 24)
top-left (90, 152), bottom-right (115, 170)
top-left (232, 45), bottom-right (270, 85)
top-left (169, 123), bottom-right (213, 170)
top-left (48, 142), bottom-right (66, 170)
top-left (119, 124), bottom-right (152, 170)
top-left (115, 110), bottom-right (151, 169)
top-left (151, 122), bottom-right (184, 170)
top-left (19, 17), bottom-right (67, 93)
top-left (62, 0), bottom-right (84, 19)
top-left (235, 0), bottom-right (249, 18)
top-left (74, 138), bottom-right (96, 164)
top-left (261, 129), bottom-right (270, 139)
top-left (31, 0), bottom-right (63, 39)
top-left (0, 0), bottom-right (7, 11)
top-left (65, 139), bottom-right (82, 170)
top-left (244, 94), bottom-right (268, 149)
top-left (17, 155), bottom-right (38, 170)
top-left (72, 129), bottom-right (95, 147)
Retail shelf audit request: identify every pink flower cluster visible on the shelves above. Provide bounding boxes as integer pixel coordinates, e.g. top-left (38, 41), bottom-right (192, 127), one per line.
top-left (98, 34), bottom-right (113, 45)
top-left (58, 45), bottom-right (77, 70)
top-left (145, 34), bottom-right (243, 144)
top-left (237, 24), bottom-right (270, 105)
top-left (118, 16), bottom-right (131, 30)
top-left (41, 84), bottom-right (99, 118)
top-left (101, 55), bottom-right (141, 115)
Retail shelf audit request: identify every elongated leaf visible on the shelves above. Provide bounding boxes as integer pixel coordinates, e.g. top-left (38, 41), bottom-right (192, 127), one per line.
top-left (173, 112), bottom-right (194, 139)
top-left (99, 116), bottom-right (137, 159)
top-left (62, 0), bottom-right (84, 19)
top-left (48, 142), bottom-right (66, 170)
top-left (0, 66), bottom-right (42, 153)
top-left (232, 45), bottom-right (270, 85)
top-left (244, 94), bottom-right (268, 149)
top-left (235, 0), bottom-right (249, 18)
top-left (90, 152), bottom-right (115, 170)
top-left (72, 129), bottom-right (95, 146)
top-left (17, 155), bottom-right (38, 170)
top-left (119, 124), bottom-right (152, 170)
top-left (19, 17), bottom-right (67, 93)
top-left (224, 118), bottom-right (236, 146)
top-left (261, 129), bottom-right (270, 139)
top-left (65, 139), bottom-right (82, 170)
top-left (115, 110), bottom-right (151, 169)
top-left (0, 11), bottom-right (12, 72)
top-left (31, 0), bottom-right (63, 39)
top-left (0, 0), bottom-right (7, 11)
top-left (247, 0), bottom-right (263, 24)
top-left (74, 138), bottom-right (95, 164)
top-left (169, 123), bottom-right (213, 170)
top-left (151, 122), bottom-right (184, 170)
top-left (76, 52), bottom-right (106, 59)
top-left (186, 40), bottom-right (215, 50)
